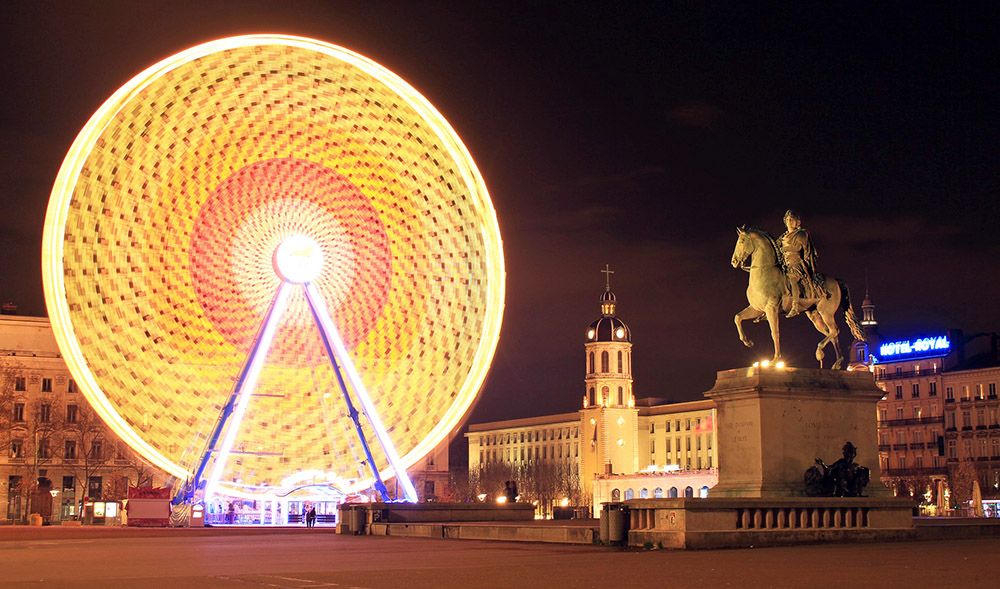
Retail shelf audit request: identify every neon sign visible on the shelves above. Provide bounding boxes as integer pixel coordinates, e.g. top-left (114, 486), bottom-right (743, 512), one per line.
top-left (878, 336), bottom-right (951, 360)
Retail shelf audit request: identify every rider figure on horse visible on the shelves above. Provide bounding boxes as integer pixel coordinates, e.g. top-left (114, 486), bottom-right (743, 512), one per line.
top-left (780, 210), bottom-right (827, 318)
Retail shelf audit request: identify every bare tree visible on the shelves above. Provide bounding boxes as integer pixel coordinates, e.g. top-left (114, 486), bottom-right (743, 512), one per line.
top-left (120, 443), bottom-right (157, 489)
top-left (7, 397), bottom-right (64, 522)
top-left (447, 467), bottom-right (477, 503)
top-left (0, 360), bottom-right (19, 520)
top-left (468, 461), bottom-right (516, 502)
top-left (514, 461), bottom-right (583, 517)
top-left (0, 360), bottom-right (16, 447)
top-left (949, 459), bottom-right (978, 512)
top-left (63, 404), bottom-right (117, 520)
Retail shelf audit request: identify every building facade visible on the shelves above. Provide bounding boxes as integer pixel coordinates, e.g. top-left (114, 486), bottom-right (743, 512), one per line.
top-left (851, 292), bottom-right (1000, 513)
top-left (466, 277), bottom-right (717, 515)
top-left (1, 314), bottom-right (168, 523)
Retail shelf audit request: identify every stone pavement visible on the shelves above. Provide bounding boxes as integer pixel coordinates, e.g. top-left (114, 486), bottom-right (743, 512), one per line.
top-left (0, 526), bottom-right (996, 588)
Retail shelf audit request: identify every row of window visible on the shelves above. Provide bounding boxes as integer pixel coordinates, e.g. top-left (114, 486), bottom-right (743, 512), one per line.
top-left (10, 403), bottom-right (81, 424)
top-left (650, 417), bottom-right (710, 434)
top-left (891, 382), bottom-right (938, 399)
top-left (650, 434), bottom-right (713, 454)
top-left (945, 407), bottom-right (1000, 430)
top-left (6, 476), bottom-right (105, 499)
top-left (884, 381), bottom-right (1000, 402)
top-left (587, 386), bottom-right (628, 407)
top-left (879, 429), bottom-right (937, 445)
top-left (10, 438), bottom-right (108, 460)
top-left (7, 376), bottom-right (77, 393)
top-left (481, 428), bottom-right (579, 446)
top-left (878, 404), bottom-right (939, 422)
top-left (610, 485), bottom-right (710, 500)
top-left (881, 455), bottom-right (944, 470)
top-left (945, 383), bottom-right (999, 401)
top-left (587, 350), bottom-right (630, 375)
top-left (480, 443), bottom-right (579, 464)
top-left (947, 437), bottom-right (1000, 459)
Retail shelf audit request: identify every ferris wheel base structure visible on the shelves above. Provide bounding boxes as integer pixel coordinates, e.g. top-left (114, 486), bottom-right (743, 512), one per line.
top-left (183, 236), bottom-right (418, 504)
top-left (41, 35), bottom-right (505, 507)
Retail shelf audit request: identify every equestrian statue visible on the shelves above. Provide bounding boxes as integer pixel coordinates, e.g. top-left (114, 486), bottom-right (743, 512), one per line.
top-left (730, 210), bottom-right (865, 369)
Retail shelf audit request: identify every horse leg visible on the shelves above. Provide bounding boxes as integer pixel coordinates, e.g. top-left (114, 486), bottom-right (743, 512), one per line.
top-left (805, 310), bottom-right (831, 368)
top-left (820, 305), bottom-right (844, 369)
top-left (735, 305), bottom-right (763, 348)
top-left (764, 302), bottom-right (781, 361)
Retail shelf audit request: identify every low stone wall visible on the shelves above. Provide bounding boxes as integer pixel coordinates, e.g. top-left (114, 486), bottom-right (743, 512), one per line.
top-left (626, 497), bottom-right (915, 549)
top-left (369, 502), bottom-right (536, 523)
top-left (369, 521), bottom-right (597, 544)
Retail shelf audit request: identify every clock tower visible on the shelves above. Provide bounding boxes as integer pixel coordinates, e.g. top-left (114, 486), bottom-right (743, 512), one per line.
top-left (580, 266), bottom-right (638, 498)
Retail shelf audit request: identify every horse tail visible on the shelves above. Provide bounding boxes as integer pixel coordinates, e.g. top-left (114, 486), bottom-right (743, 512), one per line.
top-left (838, 279), bottom-right (866, 343)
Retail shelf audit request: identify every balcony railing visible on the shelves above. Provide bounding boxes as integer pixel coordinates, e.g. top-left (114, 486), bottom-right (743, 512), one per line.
top-left (882, 467), bottom-right (948, 477)
top-left (879, 416), bottom-right (944, 427)
top-left (875, 368), bottom-right (940, 382)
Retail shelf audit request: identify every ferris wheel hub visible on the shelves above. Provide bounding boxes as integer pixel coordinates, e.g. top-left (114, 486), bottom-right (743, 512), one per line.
top-left (273, 235), bottom-right (324, 284)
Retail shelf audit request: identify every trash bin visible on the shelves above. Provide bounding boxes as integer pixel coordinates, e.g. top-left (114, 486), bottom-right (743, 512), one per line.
top-left (349, 505), bottom-right (367, 535)
top-left (600, 502), bottom-right (629, 545)
top-left (337, 505), bottom-right (352, 534)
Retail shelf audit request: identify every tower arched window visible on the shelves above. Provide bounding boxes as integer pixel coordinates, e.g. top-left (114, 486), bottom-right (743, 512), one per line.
top-left (601, 386), bottom-right (609, 405)
top-left (589, 388), bottom-right (595, 407)
top-left (588, 352), bottom-right (594, 374)
top-left (601, 351), bottom-right (609, 373)
top-left (684, 486), bottom-right (694, 498)
top-left (617, 387), bottom-right (623, 405)
top-left (617, 351), bottom-right (623, 373)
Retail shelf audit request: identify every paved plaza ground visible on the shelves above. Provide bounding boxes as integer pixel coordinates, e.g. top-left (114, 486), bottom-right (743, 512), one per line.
top-left (0, 526), bottom-right (996, 589)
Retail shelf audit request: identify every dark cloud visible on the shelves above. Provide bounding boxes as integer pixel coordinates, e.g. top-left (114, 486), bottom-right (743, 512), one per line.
top-left (666, 102), bottom-right (721, 129)
top-left (0, 2), bottom-right (997, 433)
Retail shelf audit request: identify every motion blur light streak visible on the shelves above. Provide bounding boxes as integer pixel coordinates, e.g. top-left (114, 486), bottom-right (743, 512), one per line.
top-left (41, 35), bottom-right (505, 497)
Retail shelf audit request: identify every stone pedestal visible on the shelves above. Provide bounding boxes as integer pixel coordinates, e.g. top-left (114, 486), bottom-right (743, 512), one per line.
top-left (622, 366), bottom-right (914, 549)
top-left (703, 366), bottom-right (889, 498)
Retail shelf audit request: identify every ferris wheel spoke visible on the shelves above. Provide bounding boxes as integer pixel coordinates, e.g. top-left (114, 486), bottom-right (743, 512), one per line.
top-left (203, 282), bottom-right (292, 500)
top-left (304, 282), bottom-right (419, 503)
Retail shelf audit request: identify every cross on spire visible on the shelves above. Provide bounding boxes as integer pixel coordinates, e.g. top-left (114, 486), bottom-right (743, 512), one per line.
top-left (601, 264), bottom-right (614, 292)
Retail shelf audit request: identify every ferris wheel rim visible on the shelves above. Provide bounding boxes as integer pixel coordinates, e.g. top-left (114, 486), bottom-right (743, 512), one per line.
top-left (41, 34), bottom-right (506, 490)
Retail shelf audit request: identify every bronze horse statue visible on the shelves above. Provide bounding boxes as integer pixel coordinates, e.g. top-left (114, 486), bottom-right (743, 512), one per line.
top-left (731, 226), bottom-right (865, 368)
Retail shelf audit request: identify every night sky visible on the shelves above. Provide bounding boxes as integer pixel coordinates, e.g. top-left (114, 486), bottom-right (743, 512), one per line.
top-left (2, 3), bottom-right (997, 433)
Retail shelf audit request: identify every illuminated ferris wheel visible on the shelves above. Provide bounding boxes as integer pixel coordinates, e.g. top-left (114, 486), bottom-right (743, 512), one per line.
top-left (42, 35), bottom-right (505, 503)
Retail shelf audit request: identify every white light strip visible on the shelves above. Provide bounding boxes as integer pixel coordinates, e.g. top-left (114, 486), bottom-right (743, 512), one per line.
top-left (304, 282), bottom-right (419, 502)
top-left (205, 282), bottom-right (291, 500)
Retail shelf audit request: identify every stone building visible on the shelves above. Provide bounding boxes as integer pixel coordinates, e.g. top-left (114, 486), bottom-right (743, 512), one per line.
top-left (1, 313), bottom-right (168, 523)
top-left (851, 291), bottom-right (1000, 514)
top-left (466, 276), bottom-right (717, 515)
